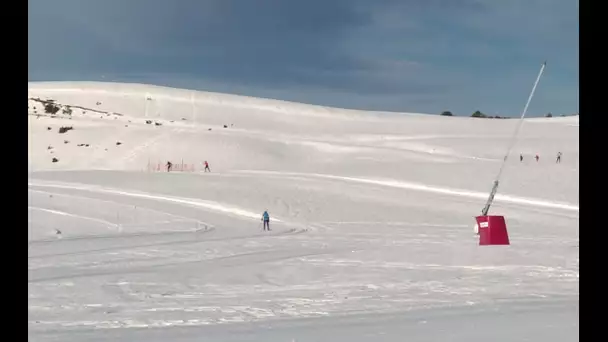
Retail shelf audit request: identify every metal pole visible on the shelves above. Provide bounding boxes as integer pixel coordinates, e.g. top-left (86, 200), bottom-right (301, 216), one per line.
top-left (481, 61), bottom-right (547, 216)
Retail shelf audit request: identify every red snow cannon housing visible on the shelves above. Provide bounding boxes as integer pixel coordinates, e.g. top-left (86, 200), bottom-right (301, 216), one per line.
top-left (475, 215), bottom-right (510, 245)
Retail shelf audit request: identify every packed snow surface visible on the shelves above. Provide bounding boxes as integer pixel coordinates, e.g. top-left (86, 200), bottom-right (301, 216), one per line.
top-left (28, 82), bottom-right (578, 341)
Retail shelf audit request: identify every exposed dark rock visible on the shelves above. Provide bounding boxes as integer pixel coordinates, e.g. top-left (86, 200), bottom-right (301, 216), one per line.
top-left (58, 126), bottom-right (73, 134)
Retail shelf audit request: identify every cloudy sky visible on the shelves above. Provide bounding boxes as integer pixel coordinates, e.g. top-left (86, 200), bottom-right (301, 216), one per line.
top-left (28, 0), bottom-right (578, 117)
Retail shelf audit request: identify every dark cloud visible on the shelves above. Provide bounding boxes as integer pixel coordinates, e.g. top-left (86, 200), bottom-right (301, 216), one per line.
top-left (28, 0), bottom-right (578, 115)
top-left (29, 0), bottom-right (372, 78)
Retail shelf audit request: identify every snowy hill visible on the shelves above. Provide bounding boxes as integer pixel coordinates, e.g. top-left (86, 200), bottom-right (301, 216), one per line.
top-left (28, 82), bottom-right (578, 341)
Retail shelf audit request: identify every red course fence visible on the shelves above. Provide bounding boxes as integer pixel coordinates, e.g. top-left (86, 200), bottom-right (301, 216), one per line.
top-left (146, 160), bottom-right (197, 172)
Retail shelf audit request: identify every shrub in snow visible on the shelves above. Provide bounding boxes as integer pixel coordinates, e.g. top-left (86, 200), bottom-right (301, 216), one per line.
top-left (471, 110), bottom-right (487, 118)
top-left (44, 102), bottom-right (60, 115)
top-left (58, 126), bottom-right (73, 134)
top-left (62, 106), bottom-right (73, 116)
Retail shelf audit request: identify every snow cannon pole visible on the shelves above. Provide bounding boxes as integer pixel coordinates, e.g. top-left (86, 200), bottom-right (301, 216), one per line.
top-left (481, 61), bottom-right (546, 216)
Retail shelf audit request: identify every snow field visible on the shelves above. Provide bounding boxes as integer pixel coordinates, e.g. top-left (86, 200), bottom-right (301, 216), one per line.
top-left (28, 82), bottom-right (578, 341)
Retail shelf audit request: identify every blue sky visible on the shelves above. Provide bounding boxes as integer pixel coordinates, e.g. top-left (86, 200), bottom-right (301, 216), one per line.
top-left (28, 0), bottom-right (578, 117)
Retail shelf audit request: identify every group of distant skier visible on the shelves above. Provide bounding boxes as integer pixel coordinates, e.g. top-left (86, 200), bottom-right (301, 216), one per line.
top-left (162, 152), bottom-right (566, 236)
top-left (519, 151), bottom-right (562, 163)
top-left (163, 161), bottom-right (273, 231)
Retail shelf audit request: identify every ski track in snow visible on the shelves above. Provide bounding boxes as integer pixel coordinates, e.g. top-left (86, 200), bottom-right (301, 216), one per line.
top-left (28, 181), bottom-right (284, 223)
top-left (232, 170), bottom-right (579, 212)
top-left (28, 206), bottom-right (118, 228)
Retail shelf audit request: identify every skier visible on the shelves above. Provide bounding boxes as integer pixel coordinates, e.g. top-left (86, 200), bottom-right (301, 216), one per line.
top-left (556, 152), bottom-right (562, 163)
top-left (204, 160), bottom-right (211, 172)
top-left (166, 161), bottom-right (173, 172)
top-left (520, 153), bottom-right (523, 162)
top-left (535, 154), bottom-right (539, 162)
top-left (261, 210), bottom-right (270, 231)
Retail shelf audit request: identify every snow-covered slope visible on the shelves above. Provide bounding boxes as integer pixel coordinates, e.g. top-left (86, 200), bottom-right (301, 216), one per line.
top-left (28, 82), bottom-right (578, 341)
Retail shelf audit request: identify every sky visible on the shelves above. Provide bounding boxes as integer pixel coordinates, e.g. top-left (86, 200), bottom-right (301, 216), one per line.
top-left (28, 0), bottom-right (578, 117)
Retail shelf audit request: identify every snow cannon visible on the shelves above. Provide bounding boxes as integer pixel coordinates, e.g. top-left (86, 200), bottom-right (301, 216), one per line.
top-left (475, 215), bottom-right (510, 245)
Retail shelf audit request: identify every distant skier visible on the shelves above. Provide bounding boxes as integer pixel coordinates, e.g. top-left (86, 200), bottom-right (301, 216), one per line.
top-left (535, 154), bottom-right (539, 162)
top-left (166, 161), bottom-right (173, 172)
top-left (261, 210), bottom-right (270, 231)
top-left (520, 153), bottom-right (523, 162)
top-left (204, 161), bottom-right (211, 172)
top-left (556, 152), bottom-right (562, 163)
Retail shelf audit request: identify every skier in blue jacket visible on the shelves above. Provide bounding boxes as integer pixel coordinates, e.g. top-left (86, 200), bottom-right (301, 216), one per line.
top-left (261, 210), bottom-right (270, 231)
